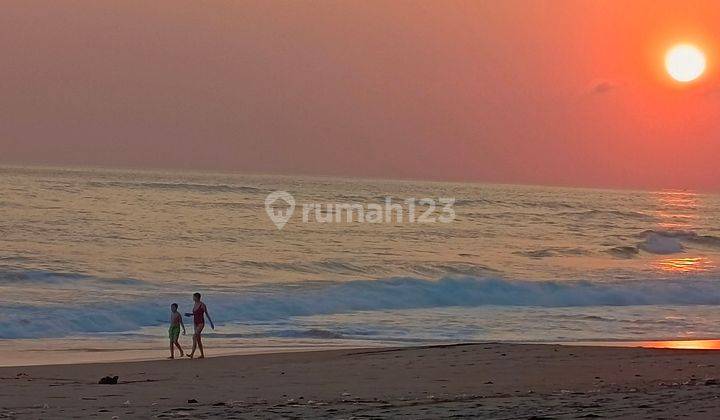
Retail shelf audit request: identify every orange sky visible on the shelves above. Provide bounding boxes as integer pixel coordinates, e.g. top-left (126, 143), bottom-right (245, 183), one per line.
top-left (1, 0), bottom-right (719, 190)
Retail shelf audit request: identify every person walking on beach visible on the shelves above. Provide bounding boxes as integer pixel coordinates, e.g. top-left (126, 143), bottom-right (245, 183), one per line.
top-left (184, 292), bottom-right (214, 359)
top-left (168, 303), bottom-right (186, 359)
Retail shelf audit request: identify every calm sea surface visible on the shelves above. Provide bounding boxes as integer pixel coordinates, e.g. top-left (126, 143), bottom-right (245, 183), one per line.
top-left (2, 166), bottom-right (720, 362)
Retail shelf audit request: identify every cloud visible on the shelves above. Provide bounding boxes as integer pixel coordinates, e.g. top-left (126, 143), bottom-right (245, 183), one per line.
top-left (587, 80), bottom-right (619, 95)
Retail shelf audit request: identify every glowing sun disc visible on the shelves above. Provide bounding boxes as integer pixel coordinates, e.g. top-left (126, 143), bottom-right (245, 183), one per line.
top-left (665, 44), bottom-right (706, 82)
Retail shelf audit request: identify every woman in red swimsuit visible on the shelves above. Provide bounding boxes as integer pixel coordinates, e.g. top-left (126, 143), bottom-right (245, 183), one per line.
top-left (184, 292), bottom-right (214, 359)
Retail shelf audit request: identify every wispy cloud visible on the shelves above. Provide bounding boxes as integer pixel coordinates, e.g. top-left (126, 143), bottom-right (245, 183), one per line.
top-left (587, 80), bottom-right (619, 95)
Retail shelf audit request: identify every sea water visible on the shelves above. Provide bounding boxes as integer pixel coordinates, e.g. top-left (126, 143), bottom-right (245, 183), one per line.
top-left (2, 166), bottom-right (720, 364)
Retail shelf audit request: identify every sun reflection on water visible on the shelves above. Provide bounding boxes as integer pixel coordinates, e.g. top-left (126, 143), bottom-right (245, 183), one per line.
top-left (656, 257), bottom-right (715, 273)
top-left (653, 190), bottom-right (699, 230)
top-left (640, 340), bottom-right (720, 350)
top-left (650, 191), bottom-right (714, 273)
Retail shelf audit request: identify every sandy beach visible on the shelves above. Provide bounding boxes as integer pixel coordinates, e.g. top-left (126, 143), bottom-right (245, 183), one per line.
top-left (3, 343), bottom-right (720, 419)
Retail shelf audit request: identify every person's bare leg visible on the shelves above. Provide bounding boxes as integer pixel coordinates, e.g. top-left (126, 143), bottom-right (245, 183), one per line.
top-left (174, 340), bottom-right (184, 357)
top-left (188, 334), bottom-right (197, 358)
top-left (190, 324), bottom-right (204, 359)
top-left (169, 341), bottom-right (175, 359)
top-left (197, 334), bottom-right (204, 358)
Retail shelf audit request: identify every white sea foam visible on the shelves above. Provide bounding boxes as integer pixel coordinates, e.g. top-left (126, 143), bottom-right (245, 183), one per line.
top-left (638, 232), bottom-right (685, 254)
top-left (4, 274), bottom-right (720, 339)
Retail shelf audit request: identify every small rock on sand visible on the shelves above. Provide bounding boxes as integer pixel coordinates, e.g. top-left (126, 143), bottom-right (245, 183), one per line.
top-left (98, 376), bottom-right (119, 385)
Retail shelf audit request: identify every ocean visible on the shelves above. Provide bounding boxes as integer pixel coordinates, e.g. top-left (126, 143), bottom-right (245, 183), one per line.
top-left (2, 165), bottom-right (720, 364)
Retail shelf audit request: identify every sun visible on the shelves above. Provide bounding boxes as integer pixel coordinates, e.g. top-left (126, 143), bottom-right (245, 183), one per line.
top-left (665, 44), bottom-right (706, 83)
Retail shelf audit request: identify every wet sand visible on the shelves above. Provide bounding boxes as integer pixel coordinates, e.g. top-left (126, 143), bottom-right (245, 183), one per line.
top-left (2, 343), bottom-right (720, 419)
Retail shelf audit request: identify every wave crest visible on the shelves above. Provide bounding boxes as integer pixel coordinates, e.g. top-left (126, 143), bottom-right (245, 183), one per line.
top-left (4, 275), bottom-right (720, 339)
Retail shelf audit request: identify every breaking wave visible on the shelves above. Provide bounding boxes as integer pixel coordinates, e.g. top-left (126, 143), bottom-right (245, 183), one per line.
top-left (605, 229), bottom-right (720, 258)
top-left (3, 274), bottom-right (720, 339)
top-left (638, 232), bottom-right (686, 254)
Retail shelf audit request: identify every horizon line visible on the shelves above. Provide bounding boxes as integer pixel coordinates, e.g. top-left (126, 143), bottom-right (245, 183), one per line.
top-left (0, 161), bottom-right (710, 195)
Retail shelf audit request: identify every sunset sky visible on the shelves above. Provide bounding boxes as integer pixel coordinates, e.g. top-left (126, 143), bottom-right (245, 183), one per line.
top-left (1, 1), bottom-right (719, 190)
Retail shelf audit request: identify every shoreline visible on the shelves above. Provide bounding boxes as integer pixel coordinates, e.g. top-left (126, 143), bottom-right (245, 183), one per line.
top-left (3, 342), bottom-right (720, 418)
top-left (0, 336), bottom-right (385, 368)
top-left (3, 337), bottom-right (720, 368)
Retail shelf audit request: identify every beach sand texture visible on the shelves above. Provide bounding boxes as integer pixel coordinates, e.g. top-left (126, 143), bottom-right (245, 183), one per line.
top-left (3, 343), bottom-right (720, 419)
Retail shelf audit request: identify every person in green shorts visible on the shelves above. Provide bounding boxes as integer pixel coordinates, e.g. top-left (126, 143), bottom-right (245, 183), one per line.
top-left (168, 303), bottom-right (186, 359)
